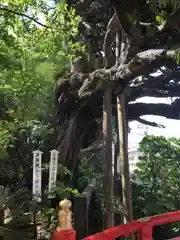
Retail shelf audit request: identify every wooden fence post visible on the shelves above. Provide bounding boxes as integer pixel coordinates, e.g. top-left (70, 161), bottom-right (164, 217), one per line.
top-left (73, 183), bottom-right (100, 239)
top-left (74, 195), bottom-right (88, 239)
top-left (52, 198), bottom-right (76, 240)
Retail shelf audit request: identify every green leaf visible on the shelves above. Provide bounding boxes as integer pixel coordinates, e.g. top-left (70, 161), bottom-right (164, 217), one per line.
top-left (156, 15), bottom-right (164, 24)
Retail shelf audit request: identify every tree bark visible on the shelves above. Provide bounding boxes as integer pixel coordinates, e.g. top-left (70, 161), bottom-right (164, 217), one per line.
top-left (117, 93), bottom-right (133, 224)
top-left (103, 89), bottom-right (114, 229)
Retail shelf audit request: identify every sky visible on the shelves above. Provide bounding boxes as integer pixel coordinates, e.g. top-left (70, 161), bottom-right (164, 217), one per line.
top-left (129, 96), bottom-right (180, 149)
top-left (128, 69), bottom-right (180, 149)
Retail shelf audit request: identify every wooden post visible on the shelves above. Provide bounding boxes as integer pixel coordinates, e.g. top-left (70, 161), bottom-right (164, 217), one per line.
top-left (117, 93), bottom-right (133, 224)
top-left (74, 195), bottom-right (88, 239)
top-left (103, 89), bottom-right (114, 229)
top-left (32, 201), bottom-right (37, 239)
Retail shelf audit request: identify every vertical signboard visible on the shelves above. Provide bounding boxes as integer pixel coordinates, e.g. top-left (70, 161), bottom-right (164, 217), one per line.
top-left (48, 149), bottom-right (59, 198)
top-left (32, 150), bottom-right (43, 202)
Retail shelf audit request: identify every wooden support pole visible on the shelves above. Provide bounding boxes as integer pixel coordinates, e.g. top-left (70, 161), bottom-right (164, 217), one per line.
top-left (32, 201), bottom-right (37, 239)
top-left (117, 93), bottom-right (133, 224)
top-left (103, 89), bottom-right (114, 229)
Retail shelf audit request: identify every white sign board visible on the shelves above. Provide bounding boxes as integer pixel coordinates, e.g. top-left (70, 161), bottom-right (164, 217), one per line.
top-left (32, 150), bottom-right (42, 202)
top-left (48, 149), bottom-right (59, 198)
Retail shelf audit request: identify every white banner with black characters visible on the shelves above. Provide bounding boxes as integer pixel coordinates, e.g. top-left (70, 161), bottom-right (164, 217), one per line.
top-left (32, 150), bottom-right (42, 202)
top-left (48, 149), bottom-right (59, 198)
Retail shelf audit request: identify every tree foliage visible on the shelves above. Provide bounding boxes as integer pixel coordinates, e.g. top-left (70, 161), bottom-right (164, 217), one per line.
top-left (132, 135), bottom-right (180, 238)
top-left (0, 0), bottom-right (81, 195)
top-left (134, 135), bottom-right (180, 217)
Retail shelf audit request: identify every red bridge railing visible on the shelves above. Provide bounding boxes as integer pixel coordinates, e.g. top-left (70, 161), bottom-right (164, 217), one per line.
top-left (83, 211), bottom-right (180, 240)
top-left (52, 198), bottom-right (180, 240)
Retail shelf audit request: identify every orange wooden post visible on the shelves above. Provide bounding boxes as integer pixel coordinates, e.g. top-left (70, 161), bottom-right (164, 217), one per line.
top-left (52, 199), bottom-right (76, 240)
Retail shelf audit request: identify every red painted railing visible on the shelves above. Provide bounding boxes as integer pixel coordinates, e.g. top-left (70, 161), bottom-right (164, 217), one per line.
top-left (83, 211), bottom-right (180, 240)
top-left (51, 211), bottom-right (180, 239)
top-left (52, 229), bottom-right (76, 240)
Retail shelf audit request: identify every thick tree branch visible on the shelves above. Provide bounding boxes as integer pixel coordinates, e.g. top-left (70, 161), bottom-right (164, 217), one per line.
top-left (128, 70), bottom-right (180, 101)
top-left (129, 87), bottom-right (180, 102)
top-left (125, 48), bottom-right (176, 79)
top-left (128, 99), bottom-right (180, 120)
top-left (77, 46), bottom-right (178, 98)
